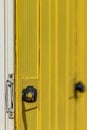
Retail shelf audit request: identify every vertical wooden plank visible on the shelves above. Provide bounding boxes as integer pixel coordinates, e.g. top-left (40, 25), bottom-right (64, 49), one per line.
top-left (58, 0), bottom-right (67, 128)
top-left (77, 0), bottom-right (87, 130)
top-left (16, 0), bottom-right (39, 79)
top-left (16, 0), bottom-right (39, 130)
top-left (40, 0), bottom-right (75, 130)
top-left (40, 0), bottom-right (50, 130)
top-left (68, 0), bottom-right (75, 129)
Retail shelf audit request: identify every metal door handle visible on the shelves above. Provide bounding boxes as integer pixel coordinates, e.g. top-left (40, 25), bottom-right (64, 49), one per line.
top-left (6, 74), bottom-right (14, 119)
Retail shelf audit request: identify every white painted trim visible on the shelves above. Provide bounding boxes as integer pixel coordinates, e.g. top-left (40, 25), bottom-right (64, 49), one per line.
top-left (0, 0), bottom-right (14, 129)
top-left (0, 0), bottom-right (5, 130)
top-left (5, 0), bottom-right (14, 130)
top-left (5, 0), bottom-right (14, 75)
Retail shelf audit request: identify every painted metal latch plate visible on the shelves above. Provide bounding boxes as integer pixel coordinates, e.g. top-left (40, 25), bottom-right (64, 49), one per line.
top-left (6, 74), bottom-right (14, 119)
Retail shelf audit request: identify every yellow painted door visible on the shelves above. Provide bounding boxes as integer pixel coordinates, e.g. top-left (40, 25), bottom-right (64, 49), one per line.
top-left (15, 0), bottom-right (87, 130)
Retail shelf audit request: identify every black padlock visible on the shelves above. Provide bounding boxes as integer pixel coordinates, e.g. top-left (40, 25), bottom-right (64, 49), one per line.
top-left (22, 86), bottom-right (37, 103)
top-left (75, 82), bottom-right (85, 92)
top-left (74, 81), bottom-right (85, 98)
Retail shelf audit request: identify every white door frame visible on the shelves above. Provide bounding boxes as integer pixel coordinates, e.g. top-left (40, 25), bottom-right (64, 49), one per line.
top-left (0, 0), bottom-right (5, 130)
top-left (5, 0), bottom-right (14, 129)
top-left (0, 0), bottom-right (14, 129)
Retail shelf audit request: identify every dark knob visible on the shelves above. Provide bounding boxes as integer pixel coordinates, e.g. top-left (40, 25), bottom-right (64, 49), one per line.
top-left (22, 86), bottom-right (37, 103)
top-left (75, 82), bottom-right (85, 93)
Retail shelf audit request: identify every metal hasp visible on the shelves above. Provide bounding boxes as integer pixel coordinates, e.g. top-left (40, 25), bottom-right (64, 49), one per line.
top-left (6, 74), bottom-right (14, 119)
top-left (74, 81), bottom-right (85, 98)
top-left (22, 86), bottom-right (37, 103)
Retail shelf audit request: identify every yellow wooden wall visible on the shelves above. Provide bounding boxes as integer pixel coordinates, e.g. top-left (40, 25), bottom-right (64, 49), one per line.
top-left (15, 0), bottom-right (87, 130)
